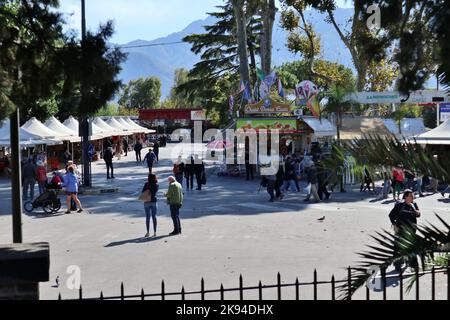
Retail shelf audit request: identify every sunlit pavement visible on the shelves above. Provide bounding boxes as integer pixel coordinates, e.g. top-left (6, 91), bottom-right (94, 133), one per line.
top-left (0, 143), bottom-right (449, 300)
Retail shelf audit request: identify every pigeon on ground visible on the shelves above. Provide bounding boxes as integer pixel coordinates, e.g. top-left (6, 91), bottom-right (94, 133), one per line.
top-left (317, 216), bottom-right (326, 221)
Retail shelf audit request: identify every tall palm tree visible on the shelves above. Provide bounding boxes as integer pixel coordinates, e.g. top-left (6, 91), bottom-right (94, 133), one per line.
top-left (325, 84), bottom-right (355, 145)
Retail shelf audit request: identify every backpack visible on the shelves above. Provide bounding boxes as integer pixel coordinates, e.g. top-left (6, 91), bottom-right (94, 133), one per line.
top-left (173, 164), bottom-right (180, 175)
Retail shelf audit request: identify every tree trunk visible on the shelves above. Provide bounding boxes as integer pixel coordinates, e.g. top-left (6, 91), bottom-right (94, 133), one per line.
top-left (260, 0), bottom-right (276, 76)
top-left (231, 0), bottom-right (251, 88)
top-left (248, 39), bottom-right (257, 88)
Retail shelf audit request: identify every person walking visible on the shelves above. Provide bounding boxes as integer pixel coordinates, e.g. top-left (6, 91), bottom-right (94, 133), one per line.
top-left (122, 138), bottom-right (129, 157)
top-left (415, 171), bottom-right (424, 198)
top-left (22, 159), bottom-right (37, 200)
top-left (316, 159), bottom-right (331, 200)
top-left (392, 166), bottom-right (405, 201)
top-left (36, 161), bottom-right (48, 195)
top-left (141, 174), bottom-right (159, 237)
top-left (281, 157), bottom-right (298, 194)
top-left (103, 146), bottom-right (115, 179)
top-left (134, 140), bottom-right (143, 162)
top-left (166, 176), bottom-right (183, 235)
top-left (116, 142), bottom-right (123, 161)
top-left (193, 155), bottom-right (205, 190)
top-left (360, 165), bottom-right (373, 192)
top-left (153, 141), bottom-right (160, 163)
top-left (62, 166), bottom-right (83, 214)
top-left (143, 148), bottom-right (157, 174)
top-left (245, 147), bottom-right (255, 181)
top-left (262, 174), bottom-right (277, 202)
top-left (185, 155), bottom-right (195, 190)
top-left (173, 156), bottom-right (185, 186)
top-left (304, 162), bottom-right (321, 202)
top-left (63, 149), bottom-right (72, 166)
top-left (381, 166), bottom-right (392, 199)
top-left (389, 190), bottom-right (421, 271)
top-left (275, 163), bottom-right (284, 200)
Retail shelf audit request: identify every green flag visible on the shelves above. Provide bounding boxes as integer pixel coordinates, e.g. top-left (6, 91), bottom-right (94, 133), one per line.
top-left (256, 68), bottom-right (265, 81)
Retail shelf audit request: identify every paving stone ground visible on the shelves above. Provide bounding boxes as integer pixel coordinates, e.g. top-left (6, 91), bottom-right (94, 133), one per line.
top-left (0, 143), bottom-right (449, 300)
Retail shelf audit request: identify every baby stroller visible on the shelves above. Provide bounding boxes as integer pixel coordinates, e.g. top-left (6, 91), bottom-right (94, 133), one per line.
top-left (24, 189), bottom-right (61, 214)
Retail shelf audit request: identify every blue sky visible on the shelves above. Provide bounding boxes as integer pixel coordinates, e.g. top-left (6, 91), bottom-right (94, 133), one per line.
top-left (58, 0), bottom-right (353, 44)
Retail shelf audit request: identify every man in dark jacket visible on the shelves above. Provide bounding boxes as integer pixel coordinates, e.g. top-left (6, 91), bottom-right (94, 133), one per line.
top-left (103, 146), bottom-right (115, 179)
top-left (185, 156), bottom-right (195, 190)
top-left (193, 155), bottom-right (205, 190)
top-left (22, 159), bottom-right (37, 200)
top-left (389, 190), bottom-right (421, 271)
top-left (134, 140), bottom-right (143, 162)
top-left (304, 163), bottom-right (321, 202)
top-left (122, 138), bottom-right (129, 157)
top-left (143, 148), bottom-right (157, 173)
top-left (316, 159), bottom-right (331, 200)
top-left (153, 141), bottom-right (160, 162)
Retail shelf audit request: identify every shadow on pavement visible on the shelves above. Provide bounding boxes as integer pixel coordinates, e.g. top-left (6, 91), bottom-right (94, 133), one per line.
top-left (105, 234), bottom-right (172, 247)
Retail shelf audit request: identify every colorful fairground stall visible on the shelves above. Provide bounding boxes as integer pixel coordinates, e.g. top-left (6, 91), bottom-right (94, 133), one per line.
top-left (235, 96), bottom-right (337, 158)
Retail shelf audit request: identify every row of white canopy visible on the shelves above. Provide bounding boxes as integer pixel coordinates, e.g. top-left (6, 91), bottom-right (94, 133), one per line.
top-left (0, 116), bottom-right (155, 146)
top-left (409, 119), bottom-right (450, 145)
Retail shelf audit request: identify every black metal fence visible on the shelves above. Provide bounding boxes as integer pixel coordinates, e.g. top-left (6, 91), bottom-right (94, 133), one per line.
top-left (58, 266), bottom-right (450, 300)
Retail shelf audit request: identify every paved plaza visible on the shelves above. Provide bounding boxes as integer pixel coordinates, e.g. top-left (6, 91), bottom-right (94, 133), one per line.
top-left (1, 144), bottom-right (449, 300)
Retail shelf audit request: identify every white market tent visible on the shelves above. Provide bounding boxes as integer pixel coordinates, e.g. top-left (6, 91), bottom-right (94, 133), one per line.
top-left (116, 117), bottom-right (140, 133)
top-left (412, 119), bottom-right (450, 145)
top-left (0, 119), bottom-right (62, 146)
top-left (92, 117), bottom-right (117, 136)
top-left (106, 117), bottom-right (131, 134)
top-left (382, 118), bottom-right (427, 138)
top-left (44, 116), bottom-right (80, 142)
top-left (63, 116), bottom-right (106, 141)
top-left (124, 117), bottom-right (155, 134)
top-left (22, 117), bottom-right (61, 140)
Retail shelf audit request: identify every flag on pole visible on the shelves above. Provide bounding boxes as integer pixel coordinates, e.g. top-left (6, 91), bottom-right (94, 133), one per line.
top-left (253, 82), bottom-right (259, 101)
top-left (229, 95), bottom-right (234, 115)
top-left (256, 68), bottom-right (265, 81)
top-left (278, 78), bottom-right (285, 98)
top-left (264, 71), bottom-right (277, 88)
top-left (243, 84), bottom-right (252, 102)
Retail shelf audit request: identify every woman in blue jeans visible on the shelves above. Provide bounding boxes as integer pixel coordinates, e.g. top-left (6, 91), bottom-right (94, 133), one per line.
top-left (142, 174), bottom-right (159, 237)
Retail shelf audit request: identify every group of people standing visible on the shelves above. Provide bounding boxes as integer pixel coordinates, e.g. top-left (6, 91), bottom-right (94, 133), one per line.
top-left (261, 155), bottom-right (331, 203)
top-left (172, 155), bottom-right (206, 191)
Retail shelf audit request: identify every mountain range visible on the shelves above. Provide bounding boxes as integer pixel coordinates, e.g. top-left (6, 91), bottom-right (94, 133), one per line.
top-left (118, 8), bottom-right (355, 98)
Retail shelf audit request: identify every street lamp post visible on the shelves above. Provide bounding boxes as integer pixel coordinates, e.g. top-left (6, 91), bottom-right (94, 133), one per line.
top-left (80, 0), bottom-right (91, 187)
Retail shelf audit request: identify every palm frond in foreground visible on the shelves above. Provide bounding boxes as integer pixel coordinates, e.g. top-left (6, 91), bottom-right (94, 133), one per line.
top-left (338, 214), bottom-right (450, 300)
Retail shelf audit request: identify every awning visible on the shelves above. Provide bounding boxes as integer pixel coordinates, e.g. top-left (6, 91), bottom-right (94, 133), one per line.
top-left (301, 117), bottom-right (337, 138)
